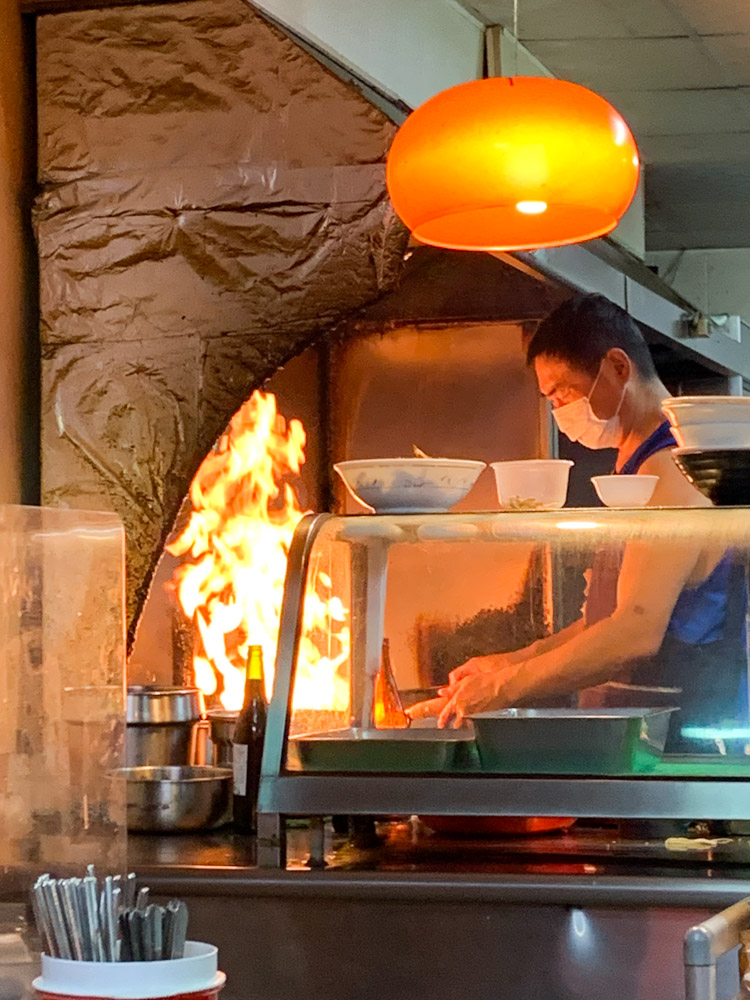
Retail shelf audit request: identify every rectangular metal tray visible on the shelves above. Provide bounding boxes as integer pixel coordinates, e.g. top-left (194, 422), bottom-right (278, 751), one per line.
top-left (469, 708), bottom-right (676, 775)
top-left (289, 726), bottom-right (478, 773)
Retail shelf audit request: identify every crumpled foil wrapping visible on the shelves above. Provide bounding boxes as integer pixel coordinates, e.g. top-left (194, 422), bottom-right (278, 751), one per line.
top-left (35, 0), bottom-right (407, 640)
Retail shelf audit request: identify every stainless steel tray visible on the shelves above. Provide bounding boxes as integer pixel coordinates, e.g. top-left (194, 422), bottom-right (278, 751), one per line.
top-left (290, 726), bottom-right (477, 773)
top-left (469, 708), bottom-right (676, 775)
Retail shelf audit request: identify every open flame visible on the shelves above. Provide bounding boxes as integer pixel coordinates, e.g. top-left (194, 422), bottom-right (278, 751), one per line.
top-left (167, 390), bottom-right (349, 712)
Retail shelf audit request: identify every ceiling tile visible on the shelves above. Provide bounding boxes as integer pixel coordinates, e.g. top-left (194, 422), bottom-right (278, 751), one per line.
top-left (584, 0), bottom-right (688, 37)
top-left (698, 35), bottom-right (750, 86)
top-left (605, 88), bottom-right (750, 136)
top-left (642, 131), bottom-right (750, 165)
top-left (647, 163), bottom-right (750, 249)
top-left (529, 36), bottom-right (721, 90)
top-left (464, 0), bottom-right (685, 38)
top-left (664, 0), bottom-right (750, 34)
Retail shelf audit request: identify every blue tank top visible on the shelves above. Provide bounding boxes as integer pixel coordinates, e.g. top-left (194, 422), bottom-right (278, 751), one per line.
top-left (618, 420), bottom-right (737, 647)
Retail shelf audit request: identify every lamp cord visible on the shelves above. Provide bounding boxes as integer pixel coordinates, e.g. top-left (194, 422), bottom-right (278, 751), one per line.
top-left (513, 0), bottom-right (519, 77)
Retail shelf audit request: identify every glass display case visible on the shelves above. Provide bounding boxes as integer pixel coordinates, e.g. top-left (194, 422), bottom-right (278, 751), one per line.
top-left (258, 508), bottom-right (750, 863)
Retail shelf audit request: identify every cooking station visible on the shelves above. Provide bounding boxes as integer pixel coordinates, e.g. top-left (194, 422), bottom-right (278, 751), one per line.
top-left (7, 3), bottom-right (750, 1000)
top-left (116, 506), bottom-right (750, 1000)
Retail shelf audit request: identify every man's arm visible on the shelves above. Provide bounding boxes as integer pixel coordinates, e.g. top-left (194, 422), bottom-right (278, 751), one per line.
top-left (438, 537), bottom-right (701, 725)
top-left (495, 538), bottom-right (700, 702)
top-left (448, 618), bottom-right (586, 683)
top-left (484, 450), bottom-right (709, 706)
top-left (641, 449), bottom-right (712, 508)
top-left (507, 618), bottom-right (586, 662)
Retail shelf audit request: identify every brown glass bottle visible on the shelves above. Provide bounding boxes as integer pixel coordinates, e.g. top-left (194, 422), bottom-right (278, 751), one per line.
top-left (232, 644), bottom-right (267, 832)
top-left (374, 638), bottom-right (410, 729)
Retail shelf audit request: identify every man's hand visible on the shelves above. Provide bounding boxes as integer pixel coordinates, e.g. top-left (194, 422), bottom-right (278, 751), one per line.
top-left (437, 664), bottom-right (521, 729)
top-left (406, 696), bottom-right (448, 722)
top-left (407, 654), bottom-right (518, 721)
top-left (448, 652), bottom-right (515, 685)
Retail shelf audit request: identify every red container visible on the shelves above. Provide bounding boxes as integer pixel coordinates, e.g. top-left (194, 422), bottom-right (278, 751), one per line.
top-left (36, 990), bottom-right (223, 1000)
top-left (422, 815), bottom-right (576, 836)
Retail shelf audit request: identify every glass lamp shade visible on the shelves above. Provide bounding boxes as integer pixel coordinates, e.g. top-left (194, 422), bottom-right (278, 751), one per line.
top-left (386, 76), bottom-right (641, 252)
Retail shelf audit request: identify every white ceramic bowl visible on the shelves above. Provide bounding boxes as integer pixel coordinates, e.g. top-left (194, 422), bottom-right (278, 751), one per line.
top-left (490, 459), bottom-right (573, 511)
top-left (662, 396), bottom-right (750, 450)
top-left (592, 474), bottom-right (658, 508)
top-left (334, 458), bottom-right (486, 513)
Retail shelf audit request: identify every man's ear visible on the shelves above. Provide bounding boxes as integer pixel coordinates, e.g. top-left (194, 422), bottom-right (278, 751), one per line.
top-left (606, 347), bottom-right (632, 384)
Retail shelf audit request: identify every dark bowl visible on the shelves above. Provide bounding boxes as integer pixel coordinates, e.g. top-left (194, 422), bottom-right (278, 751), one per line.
top-left (672, 449), bottom-right (750, 506)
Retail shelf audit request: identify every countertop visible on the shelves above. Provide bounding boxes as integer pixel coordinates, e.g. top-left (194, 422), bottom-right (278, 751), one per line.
top-left (128, 820), bottom-right (750, 909)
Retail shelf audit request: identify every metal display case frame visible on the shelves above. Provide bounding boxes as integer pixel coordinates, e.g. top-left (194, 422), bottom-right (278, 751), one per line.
top-left (257, 512), bottom-right (750, 868)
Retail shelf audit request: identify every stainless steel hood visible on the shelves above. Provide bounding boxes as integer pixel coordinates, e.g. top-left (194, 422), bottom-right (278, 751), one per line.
top-left (499, 238), bottom-right (750, 391)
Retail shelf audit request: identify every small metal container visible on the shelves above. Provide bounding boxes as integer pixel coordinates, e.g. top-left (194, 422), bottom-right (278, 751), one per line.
top-left (119, 765), bottom-right (232, 832)
top-left (470, 707), bottom-right (676, 775)
top-left (207, 709), bottom-right (238, 767)
top-left (126, 686), bottom-right (205, 767)
top-left (290, 725), bottom-right (477, 773)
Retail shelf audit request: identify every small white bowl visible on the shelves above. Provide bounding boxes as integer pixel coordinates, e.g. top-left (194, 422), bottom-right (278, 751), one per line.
top-left (491, 459), bottom-right (573, 511)
top-left (592, 474), bottom-right (658, 508)
top-left (662, 396), bottom-right (750, 450)
top-left (334, 458), bottom-right (486, 513)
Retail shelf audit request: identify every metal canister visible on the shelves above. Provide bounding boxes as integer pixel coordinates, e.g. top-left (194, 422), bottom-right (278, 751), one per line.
top-left (206, 710), bottom-right (238, 767)
top-left (125, 686), bottom-right (205, 767)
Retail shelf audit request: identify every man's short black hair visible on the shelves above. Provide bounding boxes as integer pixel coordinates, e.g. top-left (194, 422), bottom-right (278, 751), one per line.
top-left (526, 293), bottom-right (658, 380)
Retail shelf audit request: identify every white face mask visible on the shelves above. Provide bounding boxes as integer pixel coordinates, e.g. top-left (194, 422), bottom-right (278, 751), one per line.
top-left (552, 364), bottom-right (626, 450)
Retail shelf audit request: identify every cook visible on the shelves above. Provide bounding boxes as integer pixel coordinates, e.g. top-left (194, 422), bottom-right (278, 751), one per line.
top-left (409, 293), bottom-right (749, 752)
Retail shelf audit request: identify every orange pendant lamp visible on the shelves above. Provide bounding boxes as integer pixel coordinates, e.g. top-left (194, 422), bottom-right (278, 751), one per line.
top-left (386, 76), bottom-right (640, 252)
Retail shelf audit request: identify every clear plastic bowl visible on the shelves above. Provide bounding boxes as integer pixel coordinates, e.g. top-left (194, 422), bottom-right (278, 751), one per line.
top-left (490, 459), bottom-right (573, 510)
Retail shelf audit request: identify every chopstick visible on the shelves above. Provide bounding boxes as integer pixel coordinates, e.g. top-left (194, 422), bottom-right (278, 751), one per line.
top-left (31, 870), bottom-right (189, 963)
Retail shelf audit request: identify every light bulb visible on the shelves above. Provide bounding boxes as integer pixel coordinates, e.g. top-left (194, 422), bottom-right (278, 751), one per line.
top-left (516, 200), bottom-right (548, 215)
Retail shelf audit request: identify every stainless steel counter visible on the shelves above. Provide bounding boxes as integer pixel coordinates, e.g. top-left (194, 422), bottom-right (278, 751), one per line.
top-left (127, 823), bottom-right (750, 1000)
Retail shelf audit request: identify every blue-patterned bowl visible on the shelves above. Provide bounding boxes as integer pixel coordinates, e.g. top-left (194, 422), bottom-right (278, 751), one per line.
top-left (334, 458), bottom-right (486, 513)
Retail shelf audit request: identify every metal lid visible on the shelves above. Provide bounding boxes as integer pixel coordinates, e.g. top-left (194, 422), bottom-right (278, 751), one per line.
top-left (126, 686), bottom-right (205, 724)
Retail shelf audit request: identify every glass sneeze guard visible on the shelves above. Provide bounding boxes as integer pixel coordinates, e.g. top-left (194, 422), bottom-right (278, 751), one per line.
top-left (257, 508), bottom-right (750, 864)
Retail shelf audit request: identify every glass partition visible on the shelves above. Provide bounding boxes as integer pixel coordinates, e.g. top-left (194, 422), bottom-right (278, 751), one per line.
top-left (282, 509), bottom-right (750, 778)
top-left (0, 505), bottom-right (126, 883)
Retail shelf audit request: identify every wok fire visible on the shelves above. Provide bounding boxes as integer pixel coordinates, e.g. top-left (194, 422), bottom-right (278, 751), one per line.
top-left (167, 390), bottom-right (349, 713)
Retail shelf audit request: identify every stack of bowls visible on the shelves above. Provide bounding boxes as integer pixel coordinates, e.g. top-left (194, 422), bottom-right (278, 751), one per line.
top-left (123, 687), bottom-right (233, 832)
top-left (662, 397), bottom-right (750, 506)
top-left (126, 686), bottom-right (206, 767)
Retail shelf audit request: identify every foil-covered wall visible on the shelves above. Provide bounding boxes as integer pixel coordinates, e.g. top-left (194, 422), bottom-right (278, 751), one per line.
top-left (35, 0), bottom-right (406, 636)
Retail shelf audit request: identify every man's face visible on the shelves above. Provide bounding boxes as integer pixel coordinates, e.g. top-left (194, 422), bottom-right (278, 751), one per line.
top-left (534, 352), bottom-right (625, 420)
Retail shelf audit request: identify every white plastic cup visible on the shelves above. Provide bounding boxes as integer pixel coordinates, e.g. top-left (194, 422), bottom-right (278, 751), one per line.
top-left (592, 474), bottom-right (658, 508)
top-left (490, 459), bottom-right (573, 510)
top-left (33, 942), bottom-right (225, 1000)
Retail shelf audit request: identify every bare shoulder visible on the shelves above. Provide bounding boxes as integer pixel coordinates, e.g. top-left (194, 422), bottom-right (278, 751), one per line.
top-left (639, 450), bottom-right (712, 507)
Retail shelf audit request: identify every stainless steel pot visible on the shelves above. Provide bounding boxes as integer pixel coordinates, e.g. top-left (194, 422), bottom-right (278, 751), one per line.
top-left (207, 710), bottom-right (238, 767)
top-left (118, 765), bottom-right (232, 832)
top-left (126, 686), bottom-right (205, 767)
